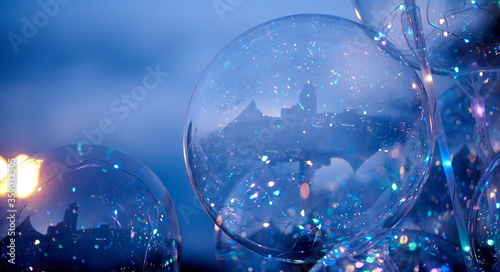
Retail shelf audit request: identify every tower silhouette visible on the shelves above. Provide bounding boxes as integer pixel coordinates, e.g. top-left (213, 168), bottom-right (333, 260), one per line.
top-left (62, 201), bottom-right (79, 232)
top-left (298, 82), bottom-right (317, 114)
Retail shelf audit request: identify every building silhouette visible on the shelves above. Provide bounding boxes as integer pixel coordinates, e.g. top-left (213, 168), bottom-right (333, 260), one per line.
top-left (221, 82), bottom-right (398, 171)
top-left (0, 202), bottom-right (157, 272)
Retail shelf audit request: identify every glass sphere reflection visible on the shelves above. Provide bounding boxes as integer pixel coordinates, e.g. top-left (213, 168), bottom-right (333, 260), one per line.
top-left (185, 14), bottom-right (434, 262)
top-left (0, 144), bottom-right (181, 271)
top-left (353, 0), bottom-right (500, 74)
top-left (469, 152), bottom-right (500, 270)
top-left (312, 229), bottom-right (467, 272)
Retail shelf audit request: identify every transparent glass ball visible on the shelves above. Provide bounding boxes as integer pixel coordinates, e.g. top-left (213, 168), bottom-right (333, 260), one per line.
top-left (312, 229), bottom-right (466, 272)
top-left (469, 152), bottom-right (500, 271)
top-left (353, 0), bottom-right (500, 74)
top-left (0, 144), bottom-right (181, 272)
top-left (185, 14), bottom-right (434, 262)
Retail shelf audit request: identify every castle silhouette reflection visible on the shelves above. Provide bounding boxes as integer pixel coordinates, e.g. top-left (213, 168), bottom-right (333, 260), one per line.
top-left (205, 82), bottom-right (400, 174)
top-left (0, 201), bottom-right (154, 272)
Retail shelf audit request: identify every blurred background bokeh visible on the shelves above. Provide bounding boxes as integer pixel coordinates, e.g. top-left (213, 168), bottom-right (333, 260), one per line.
top-left (0, 1), bottom-right (454, 271)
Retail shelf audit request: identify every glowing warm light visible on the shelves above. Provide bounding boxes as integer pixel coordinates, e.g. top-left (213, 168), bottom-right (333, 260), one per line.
top-left (399, 235), bottom-right (408, 244)
top-left (426, 75), bottom-right (433, 82)
top-left (263, 223), bottom-right (270, 228)
top-left (476, 104), bottom-right (485, 117)
top-left (439, 18), bottom-right (445, 24)
top-left (0, 157), bottom-right (7, 182)
top-left (216, 215), bottom-right (223, 227)
top-left (444, 31), bottom-right (448, 37)
top-left (306, 160), bottom-right (313, 167)
top-left (337, 246), bottom-right (346, 254)
top-left (354, 8), bottom-right (362, 21)
top-left (0, 154), bottom-right (43, 198)
top-left (34, 239), bottom-right (40, 245)
top-left (300, 183), bottom-right (310, 199)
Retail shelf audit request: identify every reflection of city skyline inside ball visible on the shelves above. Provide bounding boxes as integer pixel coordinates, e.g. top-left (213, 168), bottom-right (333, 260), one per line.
top-left (353, 0), bottom-right (500, 74)
top-left (185, 14), bottom-right (434, 262)
top-left (0, 144), bottom-right (181, 272)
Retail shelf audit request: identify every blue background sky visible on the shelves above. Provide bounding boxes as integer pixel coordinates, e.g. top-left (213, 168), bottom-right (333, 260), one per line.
top-left (0, 1), bottom-right (454, 271)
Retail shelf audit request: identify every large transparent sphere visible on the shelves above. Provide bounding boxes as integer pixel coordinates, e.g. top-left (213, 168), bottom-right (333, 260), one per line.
top-left (184, 14), bottom-right (434, 262)
top-left (353, 0), bottom-right (500, 74)
top-left (0, 144), bottom-right (181, 271)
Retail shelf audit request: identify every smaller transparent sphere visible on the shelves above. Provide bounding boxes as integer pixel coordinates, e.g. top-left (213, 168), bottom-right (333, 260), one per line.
top-left (469, 152), bottom-right (500, 271)
top-left (0, 144), bottom-right (181, 272)
top-left (312, 230), bottom-right (466, 272)
top-left (185, 14), bottom-right (434, 262)
top-left (353, 0), bottom-right (500, 74)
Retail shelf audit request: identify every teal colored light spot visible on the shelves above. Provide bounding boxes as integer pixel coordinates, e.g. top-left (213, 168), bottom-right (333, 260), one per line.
top-left (102, 169), bottom-right (107, 173)
top-left (137, 217), bottom-right (142, 222)
top-left (261, 155), bottom-right (268, 162)
top-left (487, 239), bottom-right (495, 246)
top-left (81, 225), bottom-right (85, 230)
top-left (72, 187), bottom-right (76, 192)
top-left (392, 183), bottom-right (397, 191)
top-left (444, 160), bottom-right (452, 167)
top-left (95, 245), bottom-right (99, 249)
top-left (58, 244), bottom-right (63, 249)
top-left (273, 190), bottom-right (280, 196)
top-left (427, 210), bottom-right (432, 217)
top-left (365, 256), bottom-right (375, 263)
top-left (408, 242), bottom-right (417, 251)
